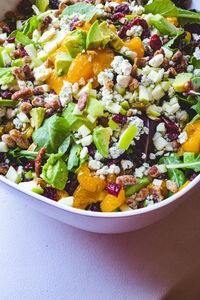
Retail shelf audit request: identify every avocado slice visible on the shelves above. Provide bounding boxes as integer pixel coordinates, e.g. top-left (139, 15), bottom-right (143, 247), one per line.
top-left (93, 127), bottom-right (110, 158)
top-left (62, 103), bottom-right (95, 131)
top-left (0, 99), bottom-right (19, 107)
top-left (55, 52), bottom-right (73, 77)
top-left (86, 20), bottom-right (105, 50)
top-left (64, 29), bottom-right (86, 58)
top-left (125, 176), bottom-right (151, 197)
top-left (191, 77), bottom-right (200, 92)
top-left (86, 96), bottom-right (104, 118)
top-left (150, 14), bottom-right (177, 35)
top-left (99, 22), bottom-right (124, 51)
top-left (118, 125), bottom-right (137, 150)
top-left (30, 107), bottom-right (46, 130)
top-left (172, 73), bottom-right (193, 93)
top-left (36, 0), bottom-right (49, 12)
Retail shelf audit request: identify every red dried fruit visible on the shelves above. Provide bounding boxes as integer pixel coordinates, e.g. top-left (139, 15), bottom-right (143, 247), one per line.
top-left (112, 113), bottom-right (127, 124)
top-left (150, 34), bottom-right (162, 50)
top-left (106, 182), bottom-right (122, 197)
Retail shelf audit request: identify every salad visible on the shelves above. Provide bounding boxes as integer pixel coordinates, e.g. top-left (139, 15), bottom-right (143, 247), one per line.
top-left (0, 0), bottom-right (200, 212)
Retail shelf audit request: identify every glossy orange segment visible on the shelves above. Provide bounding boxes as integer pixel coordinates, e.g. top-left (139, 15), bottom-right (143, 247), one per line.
top-left (182, 120), bottom-right (200, 153)
top-left (77, 163), bottom-right (106, 193)
top-left (124, 37), bottom-right (144, 58)
top-left (73, 185), bottom-right (97, 209)
top-left (47, 70), bottom-right (68, 94)
top-left (56, 190), bottom-right (69, 200)
top-left (101, 188), bottom-right (125, 212)
top-left (75, 21), bottom-right (91, 32)
top-left (166, 17), bottom-right (178, 27)
top-left (108, 24), bottom-right (117, 33)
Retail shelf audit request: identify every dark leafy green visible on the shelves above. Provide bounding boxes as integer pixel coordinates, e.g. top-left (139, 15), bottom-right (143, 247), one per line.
top-left (58, 136), bottom-right (71, 154)
top-left (178, 8), bottom-right (200, 26)
top-left (15, 32), bottom-right (35, 47)
top-left (144, 0), bottom-right (178, 17)
top-left (192, 96), bottom-right (200, 115)
top-left (32, 114), bottom-right (70, 153)
top-left (61, 2), bottom-right (97, 22)
top-left (166, 152), bottom-right (200, 172)
top-left (9, 148), bottom-right (50, 160)
top-left (67, 143), bottom-right (81, 171)
top-left (159, 153), bottom-right (186, 188)
top-left (164, 30), bottom-right (184, 49)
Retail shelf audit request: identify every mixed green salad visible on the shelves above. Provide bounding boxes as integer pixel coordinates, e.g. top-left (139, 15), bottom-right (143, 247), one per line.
top-left (0, 0), bottom-right (200, 212)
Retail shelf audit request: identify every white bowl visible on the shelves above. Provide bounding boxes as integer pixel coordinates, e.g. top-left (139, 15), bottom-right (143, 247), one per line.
top-left (0, 0), bottom-right (200, 234)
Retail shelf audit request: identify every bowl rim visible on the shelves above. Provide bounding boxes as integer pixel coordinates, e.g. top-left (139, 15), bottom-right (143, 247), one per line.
top-left (0, 173), bottom-right (199, 218)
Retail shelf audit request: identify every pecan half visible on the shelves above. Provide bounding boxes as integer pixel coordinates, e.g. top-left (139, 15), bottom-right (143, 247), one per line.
top-left (172, 50), bottom-right (182, 62)
top-left (9, 129), bottom-right (29, 149)
top-left (20, 102), bottom-right (32, 114)
top-left (1, 134), bottom-right (15, 148)
top-left (45, 99), bottom-right (60, 109)
top-left (77, 92), bottom-right (88, 111)
top-left (116, 175), bottom-right (138, 186)
top-left (35, 147), bottom-right (46, 177)
top-left (129, 78), bottom-right (139, 92)
top-left (166, 180), bottom-right (178, 193)
top-left (148, 165), bottom-right (159, 178)
top-left (0, 162), bottom-right (9, 175)
top-left (33, 87), bottom-right (44, 96)
top-left (22, 64), bottom-right (33, 80)
top-left (151, 186), bottom-right (164, 202)
top-left (32, 97), bottom-right (45, 107)
top-left (38, 16), bottom-right (52, 32)
top-left (12, 66), bottom-right (26, 81)
top-left (11, 88), bottom-right (33, 100)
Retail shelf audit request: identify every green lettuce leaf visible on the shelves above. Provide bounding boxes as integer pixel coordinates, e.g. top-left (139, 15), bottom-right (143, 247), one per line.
top-left (166, 152), bottom-right (200, 173)
top-left (144, 0), bottom-right (178, 17)
top-left (67, 143), bottom-right (81, 171)
top-left (61, 2), bottom-right (97, 22)
top-left (15, 31), bottom-right (35, 47)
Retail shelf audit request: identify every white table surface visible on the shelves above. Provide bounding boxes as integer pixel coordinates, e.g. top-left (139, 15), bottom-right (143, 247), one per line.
top-left (0, 181), bottom-right (200, 300)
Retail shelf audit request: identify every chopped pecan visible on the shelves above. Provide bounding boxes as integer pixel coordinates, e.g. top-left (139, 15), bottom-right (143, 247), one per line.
top-left (1, 134), bottom-right (15, 148)
top-left (148, 165), bottom-right (159, 178)
top-left (45, 99), bottom-right (60, 109)
top-left (0, 21), bottom-right (10, 33)
top-left (10, 49), bottom-right (22, 59)
top-left (161, 57), bottom-right (170, 70)
top-left (77, 92), bottom-right (88, 111)
top-left (22, 64), bottom-right (34, 80)
top-left (126, 195), bottom-right (137, 209)
top-left (137, 188), bottom-right (150, 201)
top-left (151, 186), bottom-right (164, 202)
top-left (57, 189), bottom-right (70, 200)
top-left (74, 20), bottom-right (85, 28)
top-left (9, 129), bottom-right (29, 149)
top-left (116, 175), bottom-right (138, 186)
top-left (34, 177), bottom-right (47, 189)
top-left (58, 1), bottom-right (67, 11)
top-left (184, 80), bottom-right (193, 92)
top-left (22, 55), bottom-right (32, 64)
top-left (172, 50), bottom-right (182, 62)
top-left (166, 180), bottom-right (178, 193)
top-left (32, 96), bottom-right (45, 107)
top-left (170, 140), bottom-right (180, 151)
top-left (20, 102), bottom-right (32, 114)
top-left (135, 58), bottom-right (146, 68)
top-left (11, 88), bottom-right (33, 100)
top-left (105, 80), bottom-right (113, 90)
top-left (35, 147), bottom-right (46, 177)
top-left (129, 78), bottom-right (139, 92)
top-left (155, 48), bottom-right (165, 56)
top-left (180, 56), bottom-right (188, 68)
top-left (45, 58), bottom-right (54, 69)
top-left (168, 67), bottom-right (177, 77)
top-left (126, 110), bottom-right (133, 117)
top-left (38, 16), bottom-right (52, 32)
top-left (0, 162), bottom-right (9, 175)
top-left (12, 66), bottom-right (26, 80)
top-left (33, 86), bottom-right (44, 96)
top-left (131, 61), bottom-right (137, 77)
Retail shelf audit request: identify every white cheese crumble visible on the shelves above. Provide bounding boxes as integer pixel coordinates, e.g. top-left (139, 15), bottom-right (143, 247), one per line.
top-left (178, 132), bottom-right (188, 144)
top-left (194, 47), bottom-right (200, 60)
top-left (126, 25), bottom-right (143, 37)
top-left (121, 160), bottom-right (134, 170)
top-left (149, 54), bottom-right (164, 67)
top-left (59, 81), bottom-right (73, 107)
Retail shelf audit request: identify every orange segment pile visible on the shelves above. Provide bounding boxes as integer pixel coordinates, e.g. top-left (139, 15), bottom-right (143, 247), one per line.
top-left (124, 37), bottom-right (144, 58)
top-left (100, 188), bottom-right (125, 212)
top-left (73, 185), bottom-right (97, 209)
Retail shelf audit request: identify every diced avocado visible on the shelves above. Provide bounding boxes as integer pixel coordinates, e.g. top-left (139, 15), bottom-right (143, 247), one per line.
top-left (99, 20), bottom-right (124, 52)
top-left (30, 107), bottom-right (46, 129)
top-left (6, 166), bottom-right (21, 184)
top-left (36, 0), bottom-right (49, 12)
top-left (86, 20), bottom-right (104, 50)
top-left (191, 77), bottom-right (200, 92)
top-left (125, 176), bottom-right (151, 196)
top-left (108, 119), bottom-right (118, 131)
top-left (55, 52), bottom-right (73, 77)
top-left (0, 99), bottom-right (19, 107)
top-left (93, 127), bottom-right (110, 158)
top-left (64, 29), bottom-right (86, 58)
top-left (172, 73), bottom-right (193, 93)
top-left (139, 86), bottom-right (151, 103)
top-left (62, 102), bottom-right (95, 131)
top-left (118, 125), bottom-right (137, 150)
top-left (86, 96), bottom-right (104, 118)
top-left (121, 101), bottom-right (130, 110)
top-left (120, 107), bottom-right (127, 115)
top-left (150, 14), bottom-right (177, 35)
top-left (99, 22), bottom-right (111, 48)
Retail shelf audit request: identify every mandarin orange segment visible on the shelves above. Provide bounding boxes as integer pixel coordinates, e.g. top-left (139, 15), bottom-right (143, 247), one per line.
top-left (182, 121), bottom-right (200, 153)
top-left (46, 70), bottom-right (68, 94)
top-left (73, 185), bottom-right (97, 209)
top-left (124, 37), bottom-right (144, 58)
top-left (100, 188), bottom-right (125, 212)
top-left (77, 163), bottom-right (106, 193)
top-left (92, 49), bottom-right (114, 77)
top-left (75, 21), bottom-right (91, 32)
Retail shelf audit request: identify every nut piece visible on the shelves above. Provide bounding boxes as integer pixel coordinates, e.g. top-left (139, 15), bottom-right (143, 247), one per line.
top-left (168, 67), bottom-right (177, 77)
top-left (0, 162), bottom-right (9, 175)
top-left (131, 61), bottom-right (137, 77)
top-left (77, 92), bottom-right (88, 111)
top-left (166, 180), bottom-right (178, 193)
top-left (129, 78), bottom-right (139, 92)
top-left (12, 66), bottom-right (26, 81)
top-left (126, 195), bottom-right (137, 209)
top-left (151, 186), bottom-right (164, 202)
top-left (20, 102), bottom-right (32, 114)
top-left (44, 58), bottom-right (54, 69)
top-left (148, 165), bottom-right (159, 178)
top-left (11, 88), bottom-right (33, 100)
top-left (161, 57), bottom-right (170, 70)
top-left (137, 188), bottom-right (149, 201)
top-left (184, 80), bottom-right (193, 92)
top-left (32, 97), bottom-right (45, 107)
top-left (33, 87), bottom-right (44, 96)
top-left (35, 147), bottom-right (46, 177)
top-left (116, 175), bottom-right (138, 186)
top-left (135, 58), bottom-right (146, 68)
top-left (45, 99), bottom-right (60, 109)
top-left (22, 64), bottom-right (33, 80)
top-left (172, 50), bottom-right (182, 62)
top-left (9, 129), bottom-right (29, 149)
top-left (38, 16), bottom-right (52, 32)
top-left (1, 134), bottom-right (15, 148)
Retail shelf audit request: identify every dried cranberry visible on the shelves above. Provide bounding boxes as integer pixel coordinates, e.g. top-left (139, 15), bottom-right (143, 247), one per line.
top-left (129, 17), bottom-right (150, 39)
top-left (70, 18), bottom-right (79, 31)
top-left (65, 179), bottom-right (79, 195)
top-left (90, 201), bottom-right (101, 212)
top-left (1, 91), bottom-right (12, 99)
top-left (137, 203), bottom-right (144, 209)
top-left (24, 160), bottom-right (35, 171)
top-left (7, 36), bottom-right (16, 43)
top-left (87, 144), bottom-right (97, 156)
top-left (176, 68), bottom-right (185, 74)
top-left (162, 116), bottom-right (179, 132)
top-left (118, 25), bottom-right (130, 39)
top-left (49, 89), bottom-right (57, 95)
top-left (136, 74), bottom-right (143, 82)
top-left (21, 48), bottom-right (28, 57)
top-left (86, 0), bottom-right (94, 3)
top-left (115, 4), bottom-right (130, 14)
top-left (17, 0), bottom-right (33, 15)
top-left (112, 113), bottom-right (127, 124)
top-left (43, 187), bottom-right (57, 201)
top-left (167, 131), bottom-right (180, 140)
top-left (150, 34), bottom-right (162, 50)
top-left (106, 182), bottom-right (121, 197)
top-left (6, 62), bottom-right (12, 68)
top-left (111, 12), bottom-right (125, 22)
top-left (108, 159), bottom-right (119, 167)
top-left (190, 173), bottom-right (198, 181)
